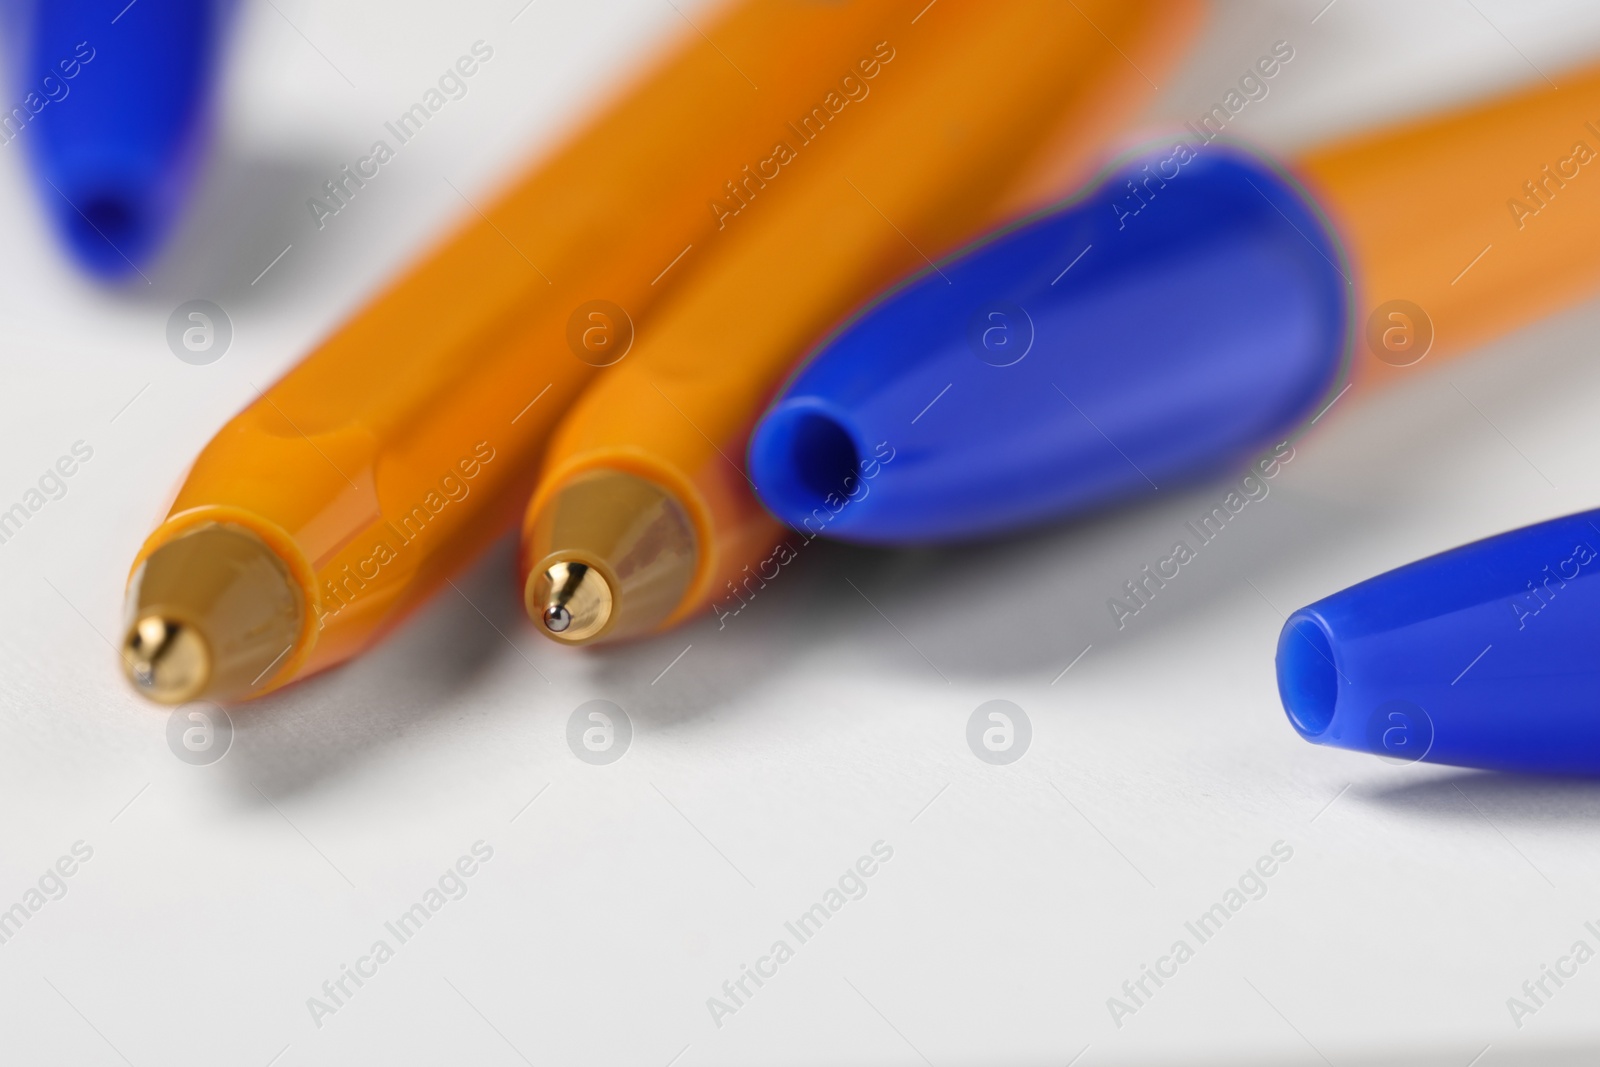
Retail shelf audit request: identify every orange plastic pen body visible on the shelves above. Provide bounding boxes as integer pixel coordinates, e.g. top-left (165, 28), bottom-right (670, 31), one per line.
top-left (1298, 62), bottom-right (1600, 387)
top-left (520, 0), bottom-right (1204, 643)
top-left (121, 1), bottom-right (922, 704)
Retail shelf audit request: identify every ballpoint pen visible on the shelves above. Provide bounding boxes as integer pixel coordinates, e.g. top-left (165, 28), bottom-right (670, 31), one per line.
top-left (518, 0), bottom-right (1203, 643)
top-left (120, 0), bottom-right (918, 703)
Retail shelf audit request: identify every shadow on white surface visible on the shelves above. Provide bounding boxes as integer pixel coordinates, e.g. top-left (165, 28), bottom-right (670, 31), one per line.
top-left (1363, 770), bottom-right (1600, 826)
top-left (142, 145), bottom-right (336, 305)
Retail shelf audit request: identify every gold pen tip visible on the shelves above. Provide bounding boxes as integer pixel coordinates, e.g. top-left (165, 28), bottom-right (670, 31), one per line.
top-left (121, 614), bottom-right (212, 705)
top-left (528, 560), bottom-right (614, 644)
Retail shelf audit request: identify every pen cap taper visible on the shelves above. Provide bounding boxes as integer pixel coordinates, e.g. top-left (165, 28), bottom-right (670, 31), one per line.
top-left (524, 471), bottom-right (696, 644)
top-left (1277, 507), bottom-right (1600, 774)
top-left (748, 145), bottom-right (1348, 543)
top-left (122, 522), bottom-right (304, 704)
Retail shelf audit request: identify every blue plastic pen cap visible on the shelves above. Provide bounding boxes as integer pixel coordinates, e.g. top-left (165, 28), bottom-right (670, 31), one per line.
top-left (16, 0), bottom-right (223, 278)
top-left (1278, 508), bottom-right (1600, 774)
top-left (749, 140), bottom-right (1350, 544)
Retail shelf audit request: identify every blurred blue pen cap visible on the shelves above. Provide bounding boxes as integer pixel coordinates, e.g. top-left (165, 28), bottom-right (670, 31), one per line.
top-left (5, 0), bottom-right (227, 278)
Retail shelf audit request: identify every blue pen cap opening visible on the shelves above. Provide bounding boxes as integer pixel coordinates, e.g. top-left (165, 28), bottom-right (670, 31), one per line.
top-left (751, 402), bottom-right (864, 518)
top-left (78, 193), bottom-right (138, 243)
top-left (59, 179), bottom-right (154, 278)
top-left (1277, 611), bottom-right (1338, 739)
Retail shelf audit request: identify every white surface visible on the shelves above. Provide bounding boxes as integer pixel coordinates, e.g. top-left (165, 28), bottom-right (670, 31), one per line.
top-left (3, 1), bottom-right (1600, 1064)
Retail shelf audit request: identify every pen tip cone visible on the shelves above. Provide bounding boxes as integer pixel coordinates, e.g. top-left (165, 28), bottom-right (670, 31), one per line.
top-left (529, 560), bottom-right (614, 644)
top-left (122, 614), bottom-right (211, 705)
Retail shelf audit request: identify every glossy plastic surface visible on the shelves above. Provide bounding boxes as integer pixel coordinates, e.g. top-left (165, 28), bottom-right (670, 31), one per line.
top-left (522, 0), bottom-right (1204, 632)
top-left (12, 0), bottom-right (224, 277)
top-left (749, 144), bottom-right (1348, 543)
top-left (1300, 60), bottom-right (1600, 392)
top-left (1278, 509), bottom-right (1600, 775)
top-left (754, 57), bottom-right (1600, 545)
top-left (131, 0), bottom-right (918, 698)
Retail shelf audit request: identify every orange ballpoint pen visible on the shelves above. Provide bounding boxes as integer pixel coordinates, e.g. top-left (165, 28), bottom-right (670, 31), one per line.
top-left (120, 0), bottom-right (927, 705)
top-left (1300, 60), bottom-right (1600, 389)
top-left (518, 0), bottom-right (1203, 644)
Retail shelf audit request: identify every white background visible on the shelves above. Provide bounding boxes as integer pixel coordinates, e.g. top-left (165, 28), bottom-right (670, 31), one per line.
top-left (3, 1), bottom-right (1600, 1064)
